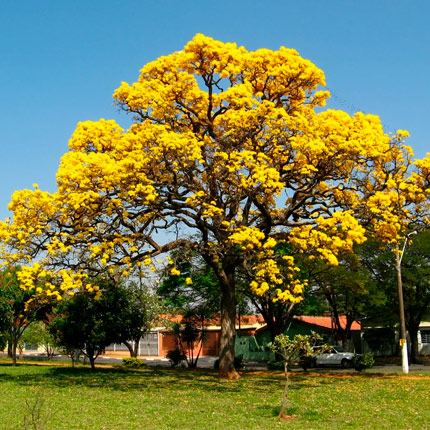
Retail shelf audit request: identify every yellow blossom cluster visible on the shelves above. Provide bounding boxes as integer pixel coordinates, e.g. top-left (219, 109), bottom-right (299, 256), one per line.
top-left (250, 254), bottom-right (306, 303)
top-left (363, 140), bottom-right (430, 243)
top-left (228, 227), bottom-right (266, 250)
top-left (289, 211), bottom-right (367, 266)
top-left (2, 33), bottom-right (429, 309)
top-left (16, 265), bottom-right (96, 301)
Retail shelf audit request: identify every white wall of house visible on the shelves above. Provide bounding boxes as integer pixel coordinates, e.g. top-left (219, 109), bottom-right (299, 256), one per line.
top-left (418, 322), bottom-right (430, 355)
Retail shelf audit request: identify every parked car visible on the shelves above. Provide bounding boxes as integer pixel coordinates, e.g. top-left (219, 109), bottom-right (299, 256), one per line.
top-left (313, 345), bottom-right (355, 368)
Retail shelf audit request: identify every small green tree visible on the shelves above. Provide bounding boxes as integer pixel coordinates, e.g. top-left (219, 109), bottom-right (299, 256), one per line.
top-left (49, 279), bottom-right (131, 369)
top-left (361, 231), bottom-right (430, 363)
top-left (303, 250), bottom-right (383, 349)
top-left (272, 332), bottom-right (326, 419)
top-left (121, 280), bottom-right (163, 358)
top-left (20, 321), bottom-right (57, 359)
top-left (0, 267), bottom-right (52, 365)
top-left (23, 393), bottom-right (52, 430)
top-left (170, 314), bottom-right (208, 368)
top-left (0, 292), bottom-right (10, 351)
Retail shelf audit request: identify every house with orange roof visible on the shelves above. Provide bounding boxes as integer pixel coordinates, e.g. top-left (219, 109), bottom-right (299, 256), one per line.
top-left (235, 315), bottom-right (362, 361)
top-left (106, 314), bottom-right (362, 361)
top-left (105, 314), bottom-right (266, 358)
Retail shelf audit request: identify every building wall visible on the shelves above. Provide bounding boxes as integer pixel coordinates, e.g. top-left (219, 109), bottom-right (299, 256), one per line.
top-left (235, 335), bottom-right (274, 361)
top-left (159, 332), bottom-right (177, 357)
top-left (201, 332), bottom-right (220, 356)
top-left (159, 331), bottom-right (221, 358)
top-left (236, 320), bottom-right (345, 362)
top-left (361, 326), bottom-right (430, 356)
top-left (418, 326), bottom-right (430, 355)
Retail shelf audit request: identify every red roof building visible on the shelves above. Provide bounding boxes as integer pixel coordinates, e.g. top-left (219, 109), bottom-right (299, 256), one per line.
top-left (294, 315), bottom-right (361, 331)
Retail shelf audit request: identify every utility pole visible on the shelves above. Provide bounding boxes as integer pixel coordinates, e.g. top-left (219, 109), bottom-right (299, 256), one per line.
top-left (395, 231), bottom-right (417, 374)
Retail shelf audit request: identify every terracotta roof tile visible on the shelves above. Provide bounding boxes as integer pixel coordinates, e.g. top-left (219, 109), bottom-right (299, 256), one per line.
top-left (295, 315), bottom-right (361, 330)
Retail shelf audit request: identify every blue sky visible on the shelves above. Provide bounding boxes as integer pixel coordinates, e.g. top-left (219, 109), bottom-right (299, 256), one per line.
top-left (1, 0), bottom-right (429, 220)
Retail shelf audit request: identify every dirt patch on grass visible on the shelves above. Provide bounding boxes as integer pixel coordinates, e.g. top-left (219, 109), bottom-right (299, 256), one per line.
top-left (303, 372), bottom-right (430, 380)
top-left (244, 370), bottom-right (430, 380)
top-left (7, 360), bottom-right (115, 369)
top-left (280, 415), bottom-right (297, 421)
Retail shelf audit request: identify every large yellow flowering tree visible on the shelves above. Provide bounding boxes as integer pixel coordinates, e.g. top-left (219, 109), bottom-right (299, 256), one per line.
top-left (0, 34), bottom-right (425, 378)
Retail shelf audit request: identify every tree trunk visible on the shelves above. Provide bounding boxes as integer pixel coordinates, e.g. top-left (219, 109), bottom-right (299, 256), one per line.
top-left (124, 341), bottom-right (138, 358)
top-left (7, 342), bottom-right (12, 359)
top-left (86, 346), bottom-right (96, 370)
top-left (68, 349), bottom-right (79, 367)
top-left (218, 275), bottom-right (240, 379)
top-left (408, 324), bottom-right (420, 364)
top-left (9, 329), bottom-right (19, 366)
top-left (18, 344), bottom-right (24, 359)
top-left (133, 340), bottom-right (139, 358)
top-left (11, 341), bottom-right (17, 366)
top-left (269, 319), bottom-right (287, 362)
top-left (279, 360), bottom-right (290, 419)
top-left (8, 326), bottom-right (26, 366)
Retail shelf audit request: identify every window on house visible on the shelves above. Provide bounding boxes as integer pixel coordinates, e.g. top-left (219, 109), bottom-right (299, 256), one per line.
top-left (420, 330), bottom-right (430, 344)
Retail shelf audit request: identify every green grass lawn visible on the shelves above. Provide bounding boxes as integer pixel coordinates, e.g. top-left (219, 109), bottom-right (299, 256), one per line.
top-left (1, 361), bottom-right (429, 430)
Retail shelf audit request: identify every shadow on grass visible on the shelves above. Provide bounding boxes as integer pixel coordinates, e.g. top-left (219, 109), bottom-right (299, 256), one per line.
top-left (0, 361), bottom-right (387, 398)
top-left (240, 373), bottom-right (327, 393)
top-left (254, 403), bottom-right (323, 421)
top-left (0, 364), bottom-right (254, 393)
top-left (0, 363), bottom-right (329, 398)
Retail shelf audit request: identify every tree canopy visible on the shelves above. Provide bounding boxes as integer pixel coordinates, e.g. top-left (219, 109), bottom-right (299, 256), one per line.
top-left (0, 267), bottom-right (52, 365)
top-left (1, 34), bottom-right (429, 377)
top-left (49, 279), bottom-right (132, 369)
top-left (361, 231), bottom-right (430, 362)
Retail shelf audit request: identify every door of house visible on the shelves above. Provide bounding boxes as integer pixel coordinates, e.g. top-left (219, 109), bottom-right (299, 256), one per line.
top-left (139, 332), bottom-right (159, 356)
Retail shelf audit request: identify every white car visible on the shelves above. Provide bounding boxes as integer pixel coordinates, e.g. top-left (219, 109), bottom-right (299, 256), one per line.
top-left (314, 345), bottom-right (355, 368)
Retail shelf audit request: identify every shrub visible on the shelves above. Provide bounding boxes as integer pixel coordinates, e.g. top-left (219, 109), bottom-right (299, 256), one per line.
top-left (122, 357), bottom-right (145, 367)
top-left (23, 393), bottom-right (52, 430)
top-left (234, 355), bottom-right (244, 370)
top-left (271, 332), bottom-right (323, 419)
top-left (299, 355), bottom-right (316, 371)
top-left (213, 356), bottom-right (244, 370)
top-left (267, 360), bottom-right (285, 371)
top-left (166, 348), bottom-right (186, 367)
top-left (353, 352), bottom-right (375, 371)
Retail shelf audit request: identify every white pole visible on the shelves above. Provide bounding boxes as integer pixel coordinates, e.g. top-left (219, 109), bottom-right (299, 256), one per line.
top-left (401, 339), bottom-right (409, 374)
top-left (395, 231), bottom-right (417, 375)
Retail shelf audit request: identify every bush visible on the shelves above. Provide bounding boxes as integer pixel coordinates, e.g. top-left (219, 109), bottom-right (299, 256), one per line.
top-left (353, 352), bottom-right (375, 371)
top-left (299, 355), bottom-right (316, 371)
top-left (122, 357), bottom-right (145, 367)
top-left (234, 355), bottom-right (244, 370)
top-left (166, 348), bottom-right (186, 367)
top-left (213, 356), bottom-right (244, 370)
top-left (267, 359), bottom-right (303, 371)
top-left (267, 360), bottom-right (285, 371)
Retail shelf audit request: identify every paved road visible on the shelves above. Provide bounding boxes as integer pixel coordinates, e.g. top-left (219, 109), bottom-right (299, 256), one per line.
top-left (3, 352), bottom-right (430, 373)
top-left (1, 352), bottom-right (219, 369)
